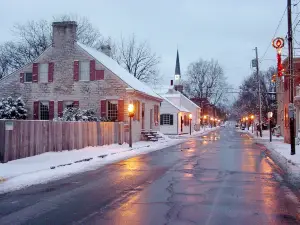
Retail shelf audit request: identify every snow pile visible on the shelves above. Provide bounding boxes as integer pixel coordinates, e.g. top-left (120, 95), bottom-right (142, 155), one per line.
top-left (0, 138), bottom-right (184, 193)
top-left (0, 96), bottom-right (27, 119)
top-left (257, 141), bottom-right (300, 186)
top-left (56, 108), bottom-right (109, 122)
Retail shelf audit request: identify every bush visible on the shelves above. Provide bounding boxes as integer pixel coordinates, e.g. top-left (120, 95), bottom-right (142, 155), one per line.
top-left (0, 96), bottom-right (27, 119)
top-left (56, 107), bottom-right (110, 122)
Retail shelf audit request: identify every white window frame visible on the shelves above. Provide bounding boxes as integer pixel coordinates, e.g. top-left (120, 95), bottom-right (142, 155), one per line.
top-left (63, 101), bottom-right (74, 110)
top-left (161, 114), bottom-right (173, 125)
top-left (39, 63), bottom-right (48, 83)
top-left (107, 100), bottom-right (118, 121)
top-left (79, 61), bottom-right (90, 81)
top-left (24, 72), bottom-right (33, 83)
top-left (39, 101), bottom-right (49, 120)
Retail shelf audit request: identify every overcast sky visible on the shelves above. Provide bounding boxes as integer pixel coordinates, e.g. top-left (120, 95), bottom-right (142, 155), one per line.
top-left (0, 0), bottom-right (290, 90)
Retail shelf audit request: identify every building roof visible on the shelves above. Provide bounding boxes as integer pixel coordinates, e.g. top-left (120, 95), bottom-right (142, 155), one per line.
top-left (161, 96), bottom-right (190, 112)
top-left (162, 88), bottom-right (200, 109)
top-left (78, 43), bottom-right (162, 100)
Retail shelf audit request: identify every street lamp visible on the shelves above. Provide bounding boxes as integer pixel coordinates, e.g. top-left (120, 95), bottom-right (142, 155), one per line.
top-left (245, 117), bottom-right (249, 130)
top-left (128, 103), bottom-right (135, 148)
top-left (250, 115), bottom-right (255, 133)
top-left (267, 112), bottom-right (273, 142)
top-left (189, 114), bottom-right (192, 135)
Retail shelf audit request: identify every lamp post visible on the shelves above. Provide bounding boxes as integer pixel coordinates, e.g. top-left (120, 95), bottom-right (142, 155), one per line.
top-left (267, 112), bottom-right (273, 142)
top-left (245, 117), bottom-right (249, 130)
top-left (210, 117), bottom-right (214, 128)
top-left (189, 114), bottom-right (192, 135)
top-left (250, 115), bottom-right (254, 133)
top-left (128, 103), bottom-right (135, 148)
top-left (203, 115), bottom-right (207, 130)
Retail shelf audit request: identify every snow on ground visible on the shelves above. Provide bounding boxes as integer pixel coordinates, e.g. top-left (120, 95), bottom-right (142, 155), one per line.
top-left (237, 127), bottom-right (300, 186)
top-left (0, 129), bottom-right (216, 194)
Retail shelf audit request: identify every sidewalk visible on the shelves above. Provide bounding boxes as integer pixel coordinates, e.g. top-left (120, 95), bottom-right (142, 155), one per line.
top-left (0, 129), bottom-right (217, 194)
top-left (238, 127), bottom-right (300, 186)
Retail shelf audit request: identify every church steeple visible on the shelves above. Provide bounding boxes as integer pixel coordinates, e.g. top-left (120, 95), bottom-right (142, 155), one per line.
top-left (174, 49), bottom-right (181, 85)
top-left (175, 49), bottom-right (181, 76)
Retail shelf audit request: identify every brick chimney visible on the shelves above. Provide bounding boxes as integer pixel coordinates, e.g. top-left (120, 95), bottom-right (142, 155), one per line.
top-left (52, 21), bottom-right (77, 49)
top-left (101, 44), bottom-right (112, 57)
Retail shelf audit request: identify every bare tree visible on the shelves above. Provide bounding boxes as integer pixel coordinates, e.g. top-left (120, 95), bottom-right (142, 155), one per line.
top-left (0, 14), bottom-right (108, 78)
top-left (232, 66), bottom-right (277, 122)
top-left (113, 35), bottom-right (160, 84)
top-left (184, 58), bottom-right (230, 106)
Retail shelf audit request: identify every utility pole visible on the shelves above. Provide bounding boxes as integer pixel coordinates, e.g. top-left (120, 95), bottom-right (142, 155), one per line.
top-left (255, 47), bottom-right (262, 137)
top-left (288, 0), bottom-right (295, 155)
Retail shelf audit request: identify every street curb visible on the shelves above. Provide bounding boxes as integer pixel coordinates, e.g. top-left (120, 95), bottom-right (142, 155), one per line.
top-left (255, 141), bottom-right (300, 188)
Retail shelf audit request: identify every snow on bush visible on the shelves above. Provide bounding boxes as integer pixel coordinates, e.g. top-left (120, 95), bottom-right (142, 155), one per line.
top-left (0, 96), bottom-right (27, 119)
top-left (56, 107), bottom-right (110, 122)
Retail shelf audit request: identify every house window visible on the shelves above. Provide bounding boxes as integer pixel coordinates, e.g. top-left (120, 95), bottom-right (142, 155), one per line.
top-left (25, 72), bottom-right (33, 82)
top-left (79, 61), bottom-right (90, 81)
top-left (39, 63), bottom-right (48, 83)
top-left (64, 101), bottom-right (74, 110)
top-left (40, 101), bottom-right (49, 120)
top-left (160, 114), bottom-right (173, 125)
top-left (107, 100), bottom-right (118, 121)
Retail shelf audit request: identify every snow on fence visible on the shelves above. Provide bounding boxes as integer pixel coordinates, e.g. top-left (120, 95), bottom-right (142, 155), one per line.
top-left (0, 120), bottom-right (128, 163)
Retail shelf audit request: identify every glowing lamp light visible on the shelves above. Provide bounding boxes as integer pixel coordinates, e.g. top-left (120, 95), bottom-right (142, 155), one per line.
top-left (210, 118), bottom-right (214, 121)
top-left (246, 117), bottom-right (248, 121)
top-left (128, 103), bottom-right (134, 117)
top-left (214, 118), bottom-right (217, 121)
top-left (250, 115), bottom-right (254, 120)
top-left (189, 114), bottom-right (192, 120)
top-left (204, 115), bottom-right (207, 119)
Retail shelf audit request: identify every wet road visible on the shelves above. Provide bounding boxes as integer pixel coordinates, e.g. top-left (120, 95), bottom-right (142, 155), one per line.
top-left (1, 127), bottom-right (300, 224)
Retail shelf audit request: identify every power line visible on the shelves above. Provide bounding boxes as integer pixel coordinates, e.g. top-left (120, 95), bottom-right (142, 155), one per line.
top-left (260, 7), bottom-right (287, 62)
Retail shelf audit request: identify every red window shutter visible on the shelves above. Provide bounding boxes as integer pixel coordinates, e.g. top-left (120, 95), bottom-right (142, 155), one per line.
top-left (20, 73), bottom-right (24, 83)
top-left (90, 60), bottom-right (95, 81)
top-left (32, 63), bottom-right (39, 82)
top-left (96, 70), bottom-right (104, 80)
top-left (58, 101), bottom-right (63, 117)
top-left (74, 61), bottom-right (79, 81)
top-left (49, 101), bottom-right (54, 120)
top-left (33, 101), bottom-right (39, 120)
top-left (100, 100), bottom-right (107, 118)
top-left (73, 101), bottom-right (79, 108)
top-left (118, 100), bottom-right (124, 121)
top-left (48, 62), bottom-right (54, 82)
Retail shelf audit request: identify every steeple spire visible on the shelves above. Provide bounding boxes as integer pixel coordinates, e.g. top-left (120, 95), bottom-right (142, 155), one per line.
top-left (175, 49), bottom-right (181, 76)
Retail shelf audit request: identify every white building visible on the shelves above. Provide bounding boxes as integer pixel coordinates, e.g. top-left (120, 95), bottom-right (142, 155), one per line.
top-left (155, 49), bottom-right (201, 134)
top-left (159, 96), bottom-right (190, 135)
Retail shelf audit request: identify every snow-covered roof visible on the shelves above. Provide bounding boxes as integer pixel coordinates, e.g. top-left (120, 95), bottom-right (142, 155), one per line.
top-left (161, 96), bottom-right (190, 112)
top-left (161, 90), bottom-right (200, 109)
top-left (77, 43), bottom-right (161, 100)
top-left (153, 85), bottom-right (172, 94)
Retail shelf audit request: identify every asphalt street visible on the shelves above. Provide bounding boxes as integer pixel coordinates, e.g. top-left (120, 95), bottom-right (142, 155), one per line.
top-left (0, 126), bottom-right (300, 225)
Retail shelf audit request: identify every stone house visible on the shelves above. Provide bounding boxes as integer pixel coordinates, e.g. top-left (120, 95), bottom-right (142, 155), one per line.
top-left (0, 21), bottom-right (162, 142)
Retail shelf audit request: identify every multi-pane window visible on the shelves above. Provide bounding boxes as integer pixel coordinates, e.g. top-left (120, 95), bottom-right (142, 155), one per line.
top-left (25, 72), bottom-right (33, 82)
top-left (107, 100), bottom-right (118, 121)
top-left (39, 63), bottom-right (48, 83)
top-left (160, 114), bottom-right (173, 125)
top-left (40, 101), bottom-right (49, 120)
top-left (64, 101), bottom-right (74, 110)
top-left (79, 61), bottom-right (90, 81)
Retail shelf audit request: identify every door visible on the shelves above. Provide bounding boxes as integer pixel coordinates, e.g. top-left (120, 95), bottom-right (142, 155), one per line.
top-left (142, 103), bottom-right (145, 129)
top-left (181, 116), bottom-right (183, 133)
top-left (150, 109), bottom-right (153, 129)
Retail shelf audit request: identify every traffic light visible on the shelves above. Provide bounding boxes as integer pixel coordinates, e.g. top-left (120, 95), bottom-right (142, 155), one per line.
top-left (272, 74), bottom-right (276, 83)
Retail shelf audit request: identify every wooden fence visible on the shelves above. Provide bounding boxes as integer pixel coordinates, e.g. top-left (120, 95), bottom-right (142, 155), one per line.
top-left (0, 120), bottom-right (128, 163)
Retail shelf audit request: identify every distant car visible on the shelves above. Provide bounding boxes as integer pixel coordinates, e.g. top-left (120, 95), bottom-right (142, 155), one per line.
top-left (235, 124), bottom-right (239, 128)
